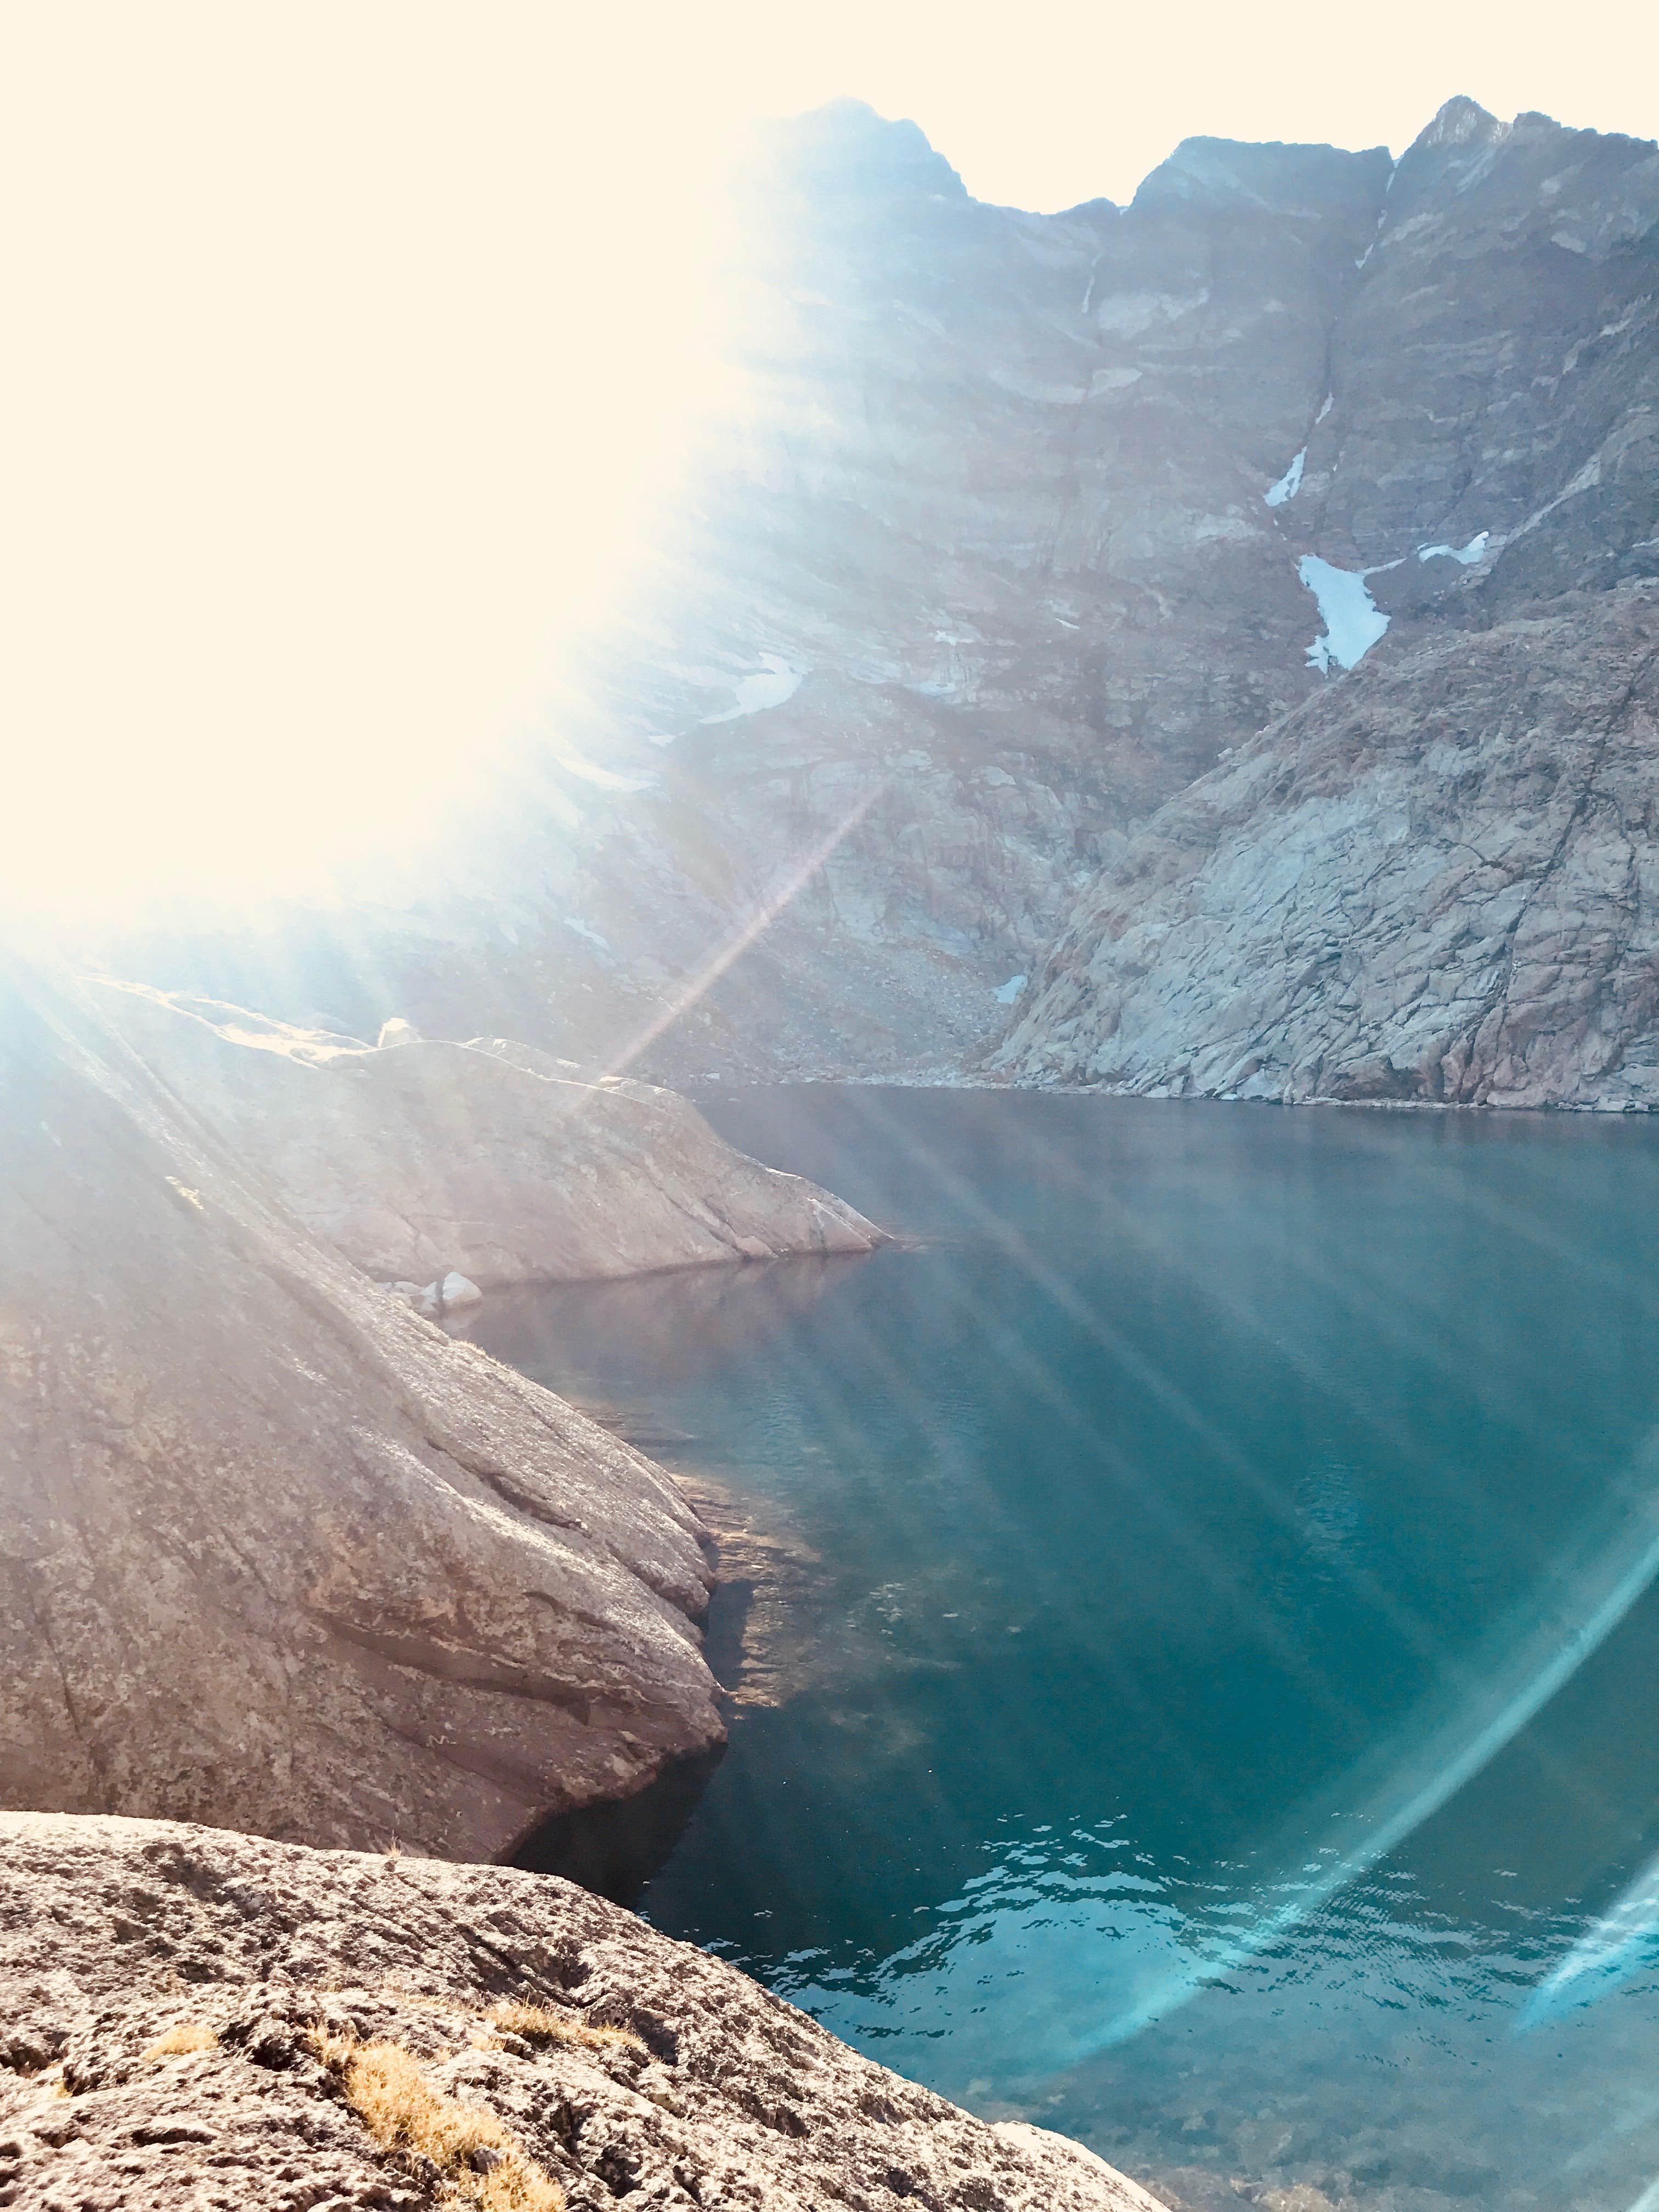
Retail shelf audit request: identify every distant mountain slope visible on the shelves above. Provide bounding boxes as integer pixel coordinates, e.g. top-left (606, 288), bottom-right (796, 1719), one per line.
top-left (108, 98), bottom-right (1659, 1094)
top-left (992, 584), bottom-right (1659, 1107)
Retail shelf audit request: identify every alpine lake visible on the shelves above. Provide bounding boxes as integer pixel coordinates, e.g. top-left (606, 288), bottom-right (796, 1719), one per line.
top-left (466, 1087), bottom-right (1659, 2212)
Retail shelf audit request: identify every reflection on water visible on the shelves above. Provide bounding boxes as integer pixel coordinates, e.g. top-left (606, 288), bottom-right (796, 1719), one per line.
top-left (464, 1254), bottom-right (865, 1439)
top-left (468, 1089), bottom-right (1659, 2212)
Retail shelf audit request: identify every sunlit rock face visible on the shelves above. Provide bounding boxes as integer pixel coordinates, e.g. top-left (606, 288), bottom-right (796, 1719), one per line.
top-left (0, 962), bottom-right (723, 1858)
top-left (992, 585), bottom-right (1659, 1106)
top-left (0, 1813), bottom-right (1158, 2212)
top-left (108, 98), bottom-right (1659, 1097)
top-left (87, 979), bottom-right (884, 1285)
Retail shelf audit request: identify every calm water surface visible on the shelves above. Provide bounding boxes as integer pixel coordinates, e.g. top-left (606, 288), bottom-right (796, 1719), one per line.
top-left (469, 1090), bottom-right (1659, 2212)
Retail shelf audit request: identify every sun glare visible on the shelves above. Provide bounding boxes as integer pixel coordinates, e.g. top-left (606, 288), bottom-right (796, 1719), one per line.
top-left (7, 0), bottom-right (1654, 922)
top-left (1, 6), bottom-right (734, 918)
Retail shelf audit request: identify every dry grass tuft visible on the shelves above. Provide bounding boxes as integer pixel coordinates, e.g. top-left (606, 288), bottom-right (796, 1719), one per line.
top-left (485, 2000), bottom-right (647, 2058)
top-left (144, 2023), bottom-right (219, 2059)
top-left (310, 2028), bottom-right (563, 2212)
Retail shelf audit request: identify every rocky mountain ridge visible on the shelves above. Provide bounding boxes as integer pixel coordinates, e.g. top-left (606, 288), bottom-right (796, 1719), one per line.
top-left (993, 583), bottom-right (1659, 1104)
top-left (92, 93), bottom-right (1659, 1104)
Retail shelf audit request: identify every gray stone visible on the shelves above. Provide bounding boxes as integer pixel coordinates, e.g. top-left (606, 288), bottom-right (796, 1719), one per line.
top-left (0, 1812), bottom-right (1158, 2212)
top-left (993, 584), bottom-right (1659, 1108)
top-left (88, 979), bottom-right (885, 1286)
top-left (0, 960), bottom-right (724, 1858)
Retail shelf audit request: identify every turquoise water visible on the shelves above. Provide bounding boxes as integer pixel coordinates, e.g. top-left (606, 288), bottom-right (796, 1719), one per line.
top-left (470, 1090), bottom-right (1659, 2212)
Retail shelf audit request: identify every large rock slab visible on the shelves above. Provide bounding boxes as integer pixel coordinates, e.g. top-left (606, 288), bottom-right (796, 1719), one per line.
top-left (992, 584), bottom-right (1659, 1107)
top-left (0, 1812), bottom-right (1158, 2212)
top-left (0, 961), bottom-right (723, 1858)
top-left (87, 979), bottom-right (883, 1286)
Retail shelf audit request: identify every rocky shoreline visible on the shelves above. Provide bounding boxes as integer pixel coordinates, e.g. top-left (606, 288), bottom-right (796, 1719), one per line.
top-left (0, 1812), bottom-right (1164, 2211)
top-left (0, 960), bottom-right (1184, 2207)
top-left (89, 979), bottom-right (887, 1286)
top-left (0, 959), bottom-right (889, 1867)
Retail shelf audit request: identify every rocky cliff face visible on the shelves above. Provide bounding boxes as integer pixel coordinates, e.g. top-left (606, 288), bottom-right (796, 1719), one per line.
top-left (97, 95), bottom-right (1659, 1102)
top-left (0, 1813), bottom-right (1158, 2212)
top-left (993, 584), bottom-right (1659, 1105)
top-left (0, 962), bottom-right (725, 1860)
top-left (88, 979), bottom-right (883, 1286)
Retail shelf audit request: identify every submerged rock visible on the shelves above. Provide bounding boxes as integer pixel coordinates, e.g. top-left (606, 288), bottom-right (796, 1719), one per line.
top-left (0, 960), bottom-right (723, 1856)
top-left (88, 978), bottom-right (885, 1286)
top-left (0, 1812), bottom-right (1158, 2212)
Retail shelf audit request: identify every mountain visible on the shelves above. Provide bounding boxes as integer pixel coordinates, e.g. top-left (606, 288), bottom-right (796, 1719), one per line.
top-left (993, 583), bottom-right (1659, 1104)
top-left (104, 97), bottom-right (1659, 1104)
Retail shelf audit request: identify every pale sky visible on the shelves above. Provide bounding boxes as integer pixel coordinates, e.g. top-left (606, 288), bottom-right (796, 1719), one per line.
top-left (4, 1), bottom-right (1655, 913)
top-left (665, 0), bottom-right (1659, 210)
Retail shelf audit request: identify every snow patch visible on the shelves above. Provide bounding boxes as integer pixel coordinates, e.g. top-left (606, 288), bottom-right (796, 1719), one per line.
top-left (1316, 393), bottom-right (1334, 424)
top-left (1264, 449), bottom-right (1306, 507)
top-left (698, 654), bottom-right (806, 725)
top-left (1298, 556), bottom-right (1390, 673)
top-left (1417, 531), bottom-right (1489, 565)
top-left (995, 974), bottom-right (1028, 1005)
top-left (564, 917), bottom-right (613, 956)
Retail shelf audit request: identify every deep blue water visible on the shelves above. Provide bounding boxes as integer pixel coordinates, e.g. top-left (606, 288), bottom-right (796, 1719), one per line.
top-left (469, 1090), bottom-right (1659, 2212)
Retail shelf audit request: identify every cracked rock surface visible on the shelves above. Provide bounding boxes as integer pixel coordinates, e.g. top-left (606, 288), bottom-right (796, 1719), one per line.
top-left (994, 585), bottom-right (1659, 1107)
top-left (0, 962), bottom-right (723, 1855)
top-left (87, 980), bottom-right (883, 1287)
top-left (0, 1812), bottom-right (1159, 2212)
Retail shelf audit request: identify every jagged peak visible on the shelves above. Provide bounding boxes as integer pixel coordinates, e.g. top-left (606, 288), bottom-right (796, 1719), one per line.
top-left (760, 99), bottom-right (968, 201)
top-left (1132, 135), bottom-right (1392, 221)
top-left (1410, 95), bottom-right (1503, 153)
